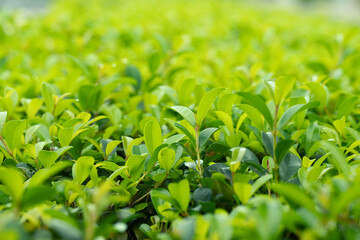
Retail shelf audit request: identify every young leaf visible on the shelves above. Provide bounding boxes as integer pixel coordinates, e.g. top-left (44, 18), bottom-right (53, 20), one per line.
top-left (306, 82), bottom-right (328, 108)
top-left (230, 147), bottom-right (246, 172)
top-left (337, 96), bottom-right (358, 118)
top-left (105, 140), bottom-right (121, 157)
top-left (0, 111), bottom-right (7, 133)
top-left (277, 101), bottom-right (320, 130)
top-left (58, 127), bottom-right (74, 147)
top-left (125, 154), bottom-right (146, 179)
top-left (171, 106), bottom-right (196, 127)
top-left (237, 92), bottom-right (273, 127)
top-left (237, 104), bottom-right (264, 130)
top-left (3, 120), bottom-right (26, 150)
top-left (0, 167), bottom-right (24, 205)
top-left (39, 150), bottom-right (58, 168)
top-left (320, 141), bottom-right (350, 177)
top-left (274, 77), bottom-right (295, 106)
top-left (41, 82), bottom-right (56, 113)
top-left (25, 125), bottom-right (40, 144)
top-left (333, 117), bottom-right (346, 137)
top-left (234, 182), bottom-right (252, 204)
top-left (178, 78), bottom-right (196, 106)
top-left (214, 111), bottom-right (234, 134)
top-left (144, 120), bottom-right (162, 155)
top-left (158, 147), bottom-right (176, 172)
top-left (196, 88), bottom-right (226, 127)
top-left (73, 156), bottom-right (94, 185)
top-left (251, 174), bottom-right (272, 195)
top-left (168, 179), bottom-right (190, 213)
top-left (217, 92), bottom-right (237, 116)
top-left (26, 98), bottom-right (43, 118)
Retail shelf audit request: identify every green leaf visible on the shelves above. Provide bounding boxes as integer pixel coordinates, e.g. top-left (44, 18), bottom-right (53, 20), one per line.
top-left (237, 92), bottom-right (273, 128)
top-left (251, 174), bottom-right (272, 195)
top-left (58, 127), bottom-right (74, 147)
top-left (54, 99), bottom-right (75, 117)
top-left (96, 161), bottom-right (120, 172)
top-left (261, 132), bottom-right (274, 157)
top-left (105, 140), bottom-right (121, 157)
top-left (151, 188), bottom-right (180, 219)
top-left (125, 154), bottom-right (146, 179)
top-left (179, 78), bottom-right (196, 106)
top-left (256, 199), bottom-right (283, 240)
top-left (279, 153), bottom-right (301, 182)
top-left (193, 187), bottom-right (212, 203)
top-left (41, 82), bottom-right (56, 113)
top-left (106, 166), bottom-right (128, 182)
top-left (0, 111), bottom-right (7, 133)
top-left (196, 88), bottom-right (226, 127)
top-left (229, 147), bottom-right (246, 172)
top-left (214, 111), bottom-right (234, 134)
top-left (306, 82), bottom-right (328, 108)
top-left (277, 101), bottom-right (320, 130)
top-left (237, 104), bottom-right (264, 130)
top-left (275, 139), bottom-right (295, 164)
top-left (274, 77), bottom-right (295, 105)
top-left (171, 106), bottom-right (196, 127)
top-left (305, 122), bottom-right (320, 155)
top-left (55, 146), bottom-right (73, 158)
top-left (47, 219), bottom-right (82, 240)
top-left (158, 147), bottom-right (176, 172)
top-left (332, 183), bottom-right (360, 216)
top-left (26, 98), bottom-right (43, 118)
top-left (0, 167), bottom-right (24, 205)
top-left (337, 95), bottom-right (358, 118)
top-left (320, 141), bottom-right (350, 177)
top-left (289, 97), bottom-right (306, 128)
top-left (274, 184), bottom-right (317, 214)
top-left (39, 150), bottom-right (59, 168)
top-left (3, 120), bottom-right (26, 150)
top-left (168, 179), bottom-right (190, 213)
top-left (28, 161), bottom-right (73, 187)
top-left (78, 85), bottom-right (102, 111)
top-left (217, 92), bottom-right (237, 116)
top-left (199, 128), bottom-right (219, 149)
top-left (21, 185), bottom-right (54, 210)
top-left (174, 123), bottom-right (196, 148)
top-left (25, 125), bottom-right (40, 144)
top-left (146, 144), bottom-right (167, 171)
top-left (333, 116), bottom-right (346, 137)
top-left (234, 182), bottom-right (252, 204)
top-left (164, 134), bottom-right (185, 145)
top-left (125, 64), bottom-right (142, 91)
top-left (148, 51), bottom-right (161, 73)
top-left (73, 156), bottom-right (94, 185)
top-left (144, 120), bottom-right (162, 156)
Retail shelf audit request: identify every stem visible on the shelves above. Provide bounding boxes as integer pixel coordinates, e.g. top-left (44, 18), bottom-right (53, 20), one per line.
top-left (273, 105), bottom-right (279, 183)
top-left (195, 125), bottom-right (203, 178)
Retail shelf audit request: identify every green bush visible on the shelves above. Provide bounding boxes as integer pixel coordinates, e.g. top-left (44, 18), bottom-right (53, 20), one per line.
top-left (0, 0), bottom-right (359, 239)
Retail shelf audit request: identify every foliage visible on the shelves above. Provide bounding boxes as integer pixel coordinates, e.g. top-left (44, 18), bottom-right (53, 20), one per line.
top-left (0, 0), bottom-right (360, 239)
